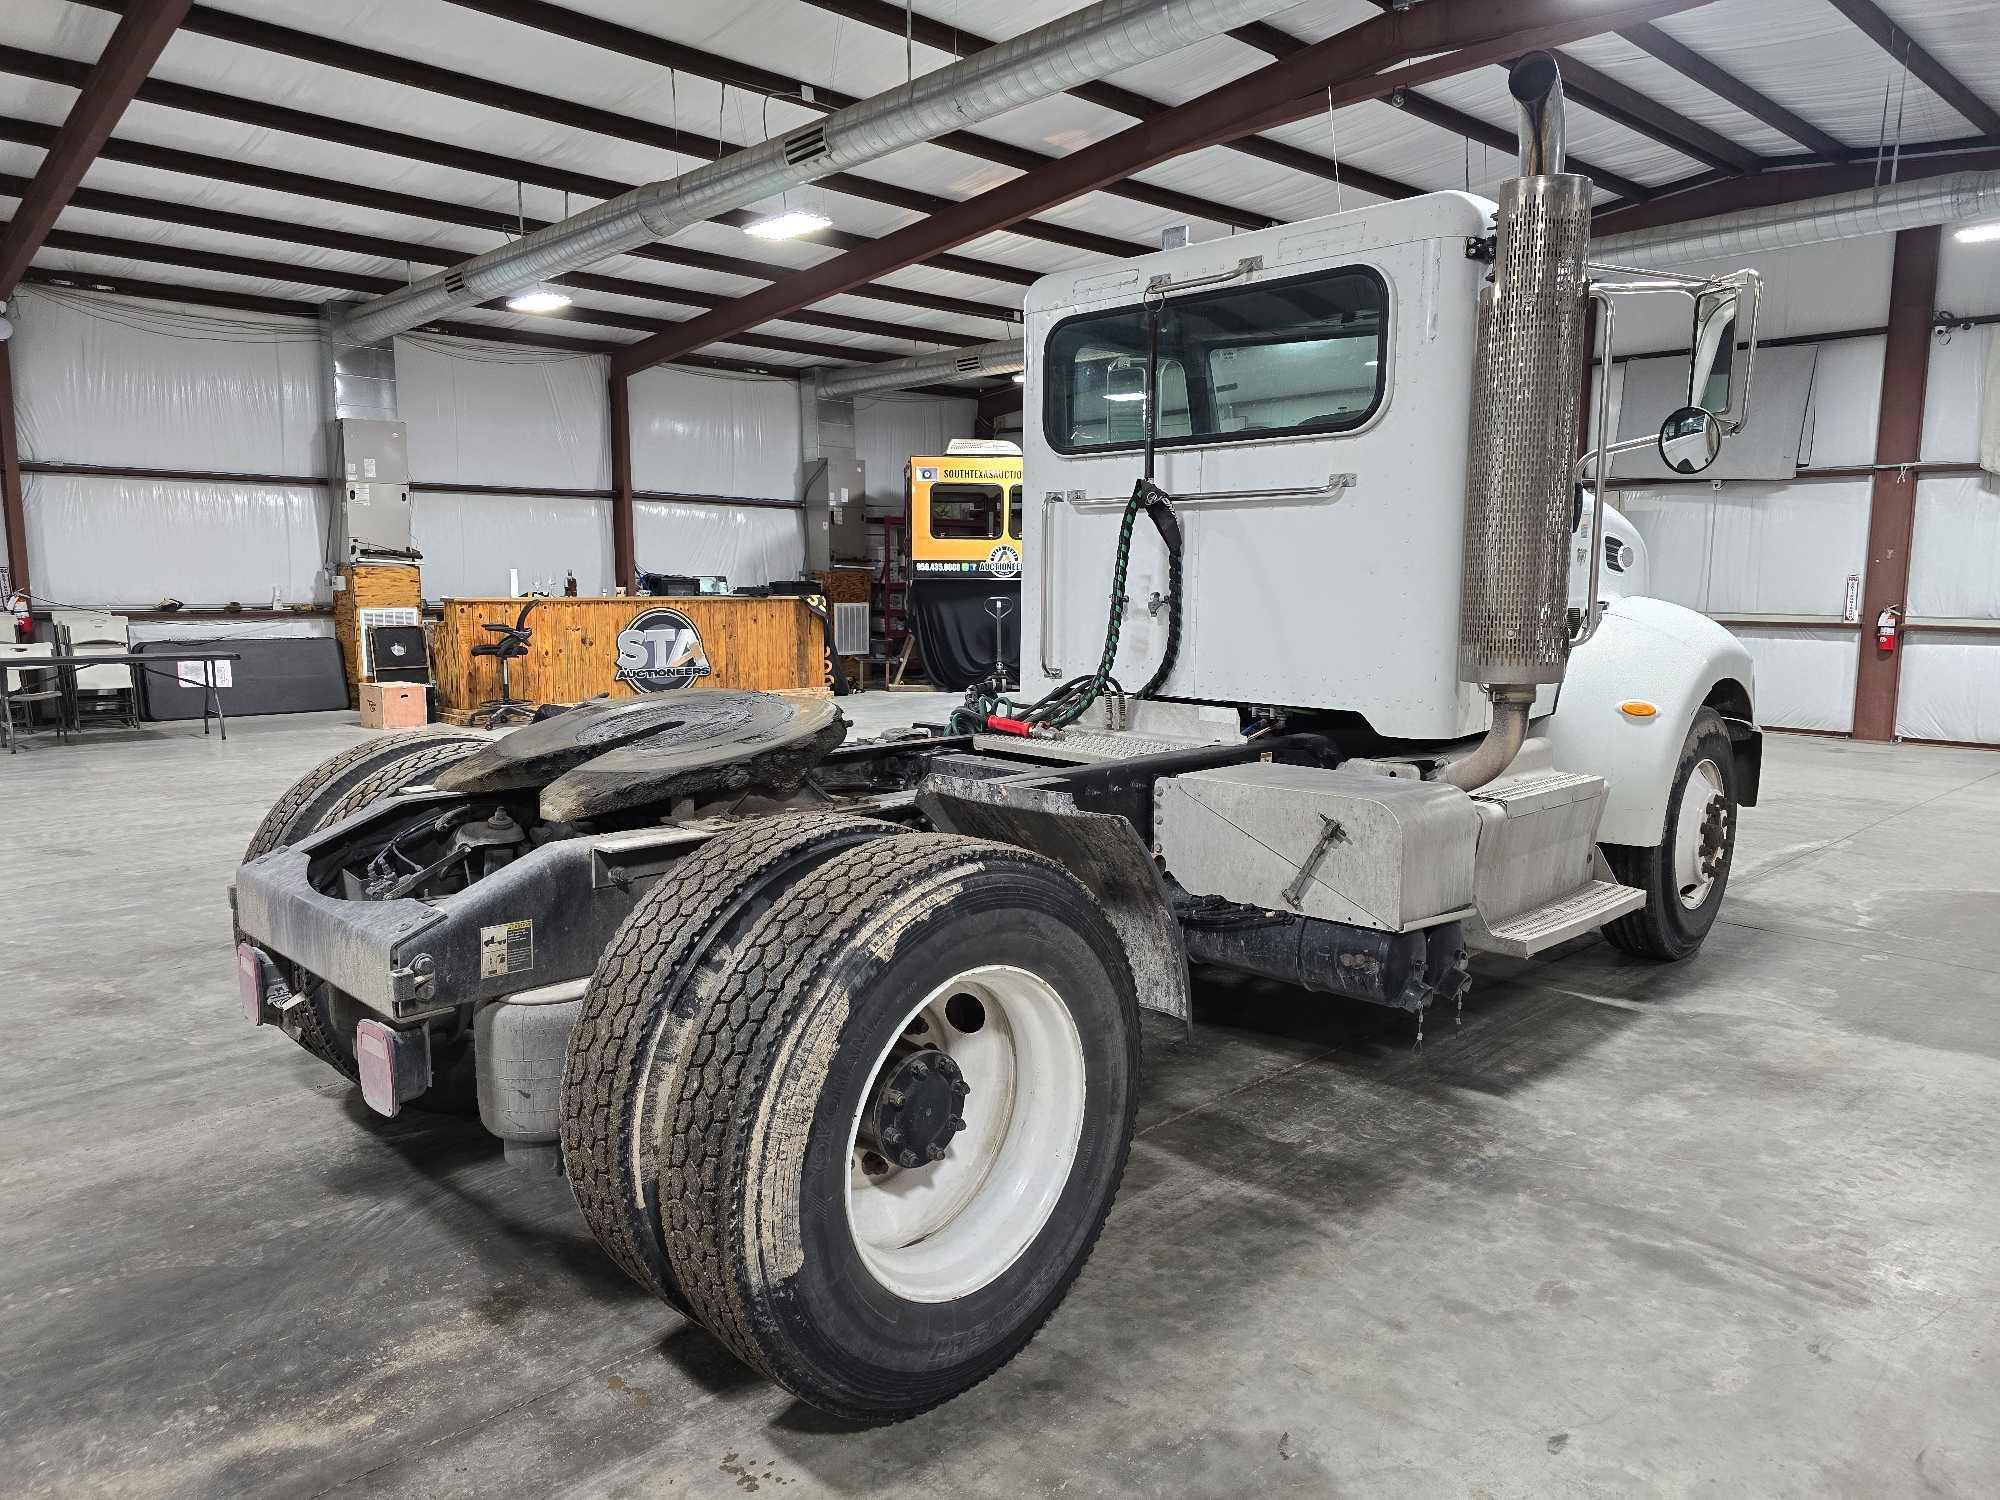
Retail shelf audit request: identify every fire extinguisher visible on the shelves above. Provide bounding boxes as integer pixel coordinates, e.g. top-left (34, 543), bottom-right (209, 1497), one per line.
top-left (6, 590), bottom-right (29, 641)
top-left (1875, 605), bottom-right (1901, 654)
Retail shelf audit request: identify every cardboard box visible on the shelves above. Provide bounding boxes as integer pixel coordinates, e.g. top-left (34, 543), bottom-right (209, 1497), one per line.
top-left (359, 681), bottom-right (428, 730)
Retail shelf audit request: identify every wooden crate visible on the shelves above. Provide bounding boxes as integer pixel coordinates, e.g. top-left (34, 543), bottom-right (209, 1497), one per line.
top-left (432, 595), bottom-right (827, 716)
top-left (333, 563), bottom-right (422, 706)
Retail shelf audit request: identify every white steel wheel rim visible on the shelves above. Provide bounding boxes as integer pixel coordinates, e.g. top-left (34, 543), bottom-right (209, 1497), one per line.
top-left (1673, 757), bottom-right (1729, 910)
top-left (844, 964), bottom-right (1087, 1304)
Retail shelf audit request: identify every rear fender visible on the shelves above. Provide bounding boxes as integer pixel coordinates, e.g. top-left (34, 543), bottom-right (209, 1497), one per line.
top-left (1544, 597), bottom-right (1758, 848)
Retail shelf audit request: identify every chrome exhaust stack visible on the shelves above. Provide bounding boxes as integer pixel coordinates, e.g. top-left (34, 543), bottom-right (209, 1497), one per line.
top-left (1443, 52), bottom-right (1593, 791)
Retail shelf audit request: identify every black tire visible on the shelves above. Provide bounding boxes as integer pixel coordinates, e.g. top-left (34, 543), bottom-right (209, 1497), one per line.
top-left (561, 812), bottom-right (907, 1310)
top-left (242, 728), bottom-right (490, 863)
top-left (1602, 706), bottom-right (1738, 961)
top-left (656, 834), bottom-right (1140, 1422)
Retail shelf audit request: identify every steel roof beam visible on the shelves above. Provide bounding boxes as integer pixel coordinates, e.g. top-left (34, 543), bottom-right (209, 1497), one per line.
top-left (442, 0), bottom-right (1291, 231)
top-left (795, 0), bottom-right (1427, 205)
top-left (15, 220), bottom-right (902, 365)
top-left (1822, 0), bottom-right (2000, 142)
top-left (1548, 49), bottom-right (1765, 175)
top-left (73, 0), bottom-right (1193, 261)
top-left (1224, 17), bottom-right (1654, 202)
top-left (12, 267), bottom-right (793, 364)
top-left (1590, 143), bottom-right (2000, 236)
top-left (0, 0), bottom-right (189, 298)
top-left (0, 141), bottom-right (991, 350)
top-left (1619, 21), bottom-right (1851, 161)
top-left (612, 0), bottom-right (1717, 376)
top-left (0, 108), bottom-right (1014, 333)
top-left (0, 42), bottom-right (1040, 295)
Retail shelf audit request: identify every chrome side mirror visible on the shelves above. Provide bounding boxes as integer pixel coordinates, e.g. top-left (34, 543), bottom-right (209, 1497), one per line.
top-left (1658, 406), bottom-right (1722, 475)
top-left (1688, 286), bottom-right (1739, 418)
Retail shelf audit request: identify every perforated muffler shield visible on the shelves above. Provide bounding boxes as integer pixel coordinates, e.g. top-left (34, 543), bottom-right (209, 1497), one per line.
top-left (1458, 173), bottom-right (1593, 687)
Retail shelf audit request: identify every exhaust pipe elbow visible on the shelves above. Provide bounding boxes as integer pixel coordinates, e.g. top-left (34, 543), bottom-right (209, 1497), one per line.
top-left (1510, 51), bottom-right (1567, 178)
top-left (1437, 689), bottom-right (1534, 792)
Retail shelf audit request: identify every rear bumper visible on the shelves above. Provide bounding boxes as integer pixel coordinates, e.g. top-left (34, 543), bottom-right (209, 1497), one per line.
top-left (231, 819), bottom-right (700, 1023)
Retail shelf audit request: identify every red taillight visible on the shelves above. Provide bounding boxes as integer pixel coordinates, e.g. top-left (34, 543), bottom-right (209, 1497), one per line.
top-left (356, 1019), bottom-right (431, 1118)
top-left (237, 942), bottom-right (265, 1025)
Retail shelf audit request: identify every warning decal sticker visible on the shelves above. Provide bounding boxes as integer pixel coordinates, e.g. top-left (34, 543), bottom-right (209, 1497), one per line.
top-left (479, 920), bottom-right (535, 978)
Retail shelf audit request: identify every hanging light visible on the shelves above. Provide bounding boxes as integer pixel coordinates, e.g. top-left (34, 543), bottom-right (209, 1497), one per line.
top-left (743, 208), bottom-right (833, 241)
top-left (1956, 221), bottom-right (2000, 245)
top-left (505, 284), bottom-right (573, 313)
top-left (502, 182), bottom-right (573, 311)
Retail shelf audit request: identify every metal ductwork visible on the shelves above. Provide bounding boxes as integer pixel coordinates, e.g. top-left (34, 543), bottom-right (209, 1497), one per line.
top-left (1593, 171), bottom-right (2000, 265)
top-left (816, 339), bottom-right (1026, 399)
top-left (334, 0), bottom-right (1307, 346)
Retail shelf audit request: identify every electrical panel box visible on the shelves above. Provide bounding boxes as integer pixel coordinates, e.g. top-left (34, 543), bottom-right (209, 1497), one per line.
top-left (803, 457), bottom-right (868, 570)
top-left (334, 419), bottom-right (414, 560)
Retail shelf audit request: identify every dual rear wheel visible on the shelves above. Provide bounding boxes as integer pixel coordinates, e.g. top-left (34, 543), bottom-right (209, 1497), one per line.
top-left (561, 815), bottom-right (1140, 1422)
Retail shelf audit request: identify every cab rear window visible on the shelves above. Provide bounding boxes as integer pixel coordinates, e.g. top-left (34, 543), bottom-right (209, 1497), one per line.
top-left (1044, 266), bottom-right (1387, 455)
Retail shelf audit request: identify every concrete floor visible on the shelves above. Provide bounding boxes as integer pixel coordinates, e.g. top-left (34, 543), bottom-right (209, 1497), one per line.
top-left (3, 705), bottom-right (1998, 1498)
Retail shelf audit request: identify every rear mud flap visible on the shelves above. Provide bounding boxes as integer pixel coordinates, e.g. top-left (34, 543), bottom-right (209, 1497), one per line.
top-left (919, 775), bottom-right (1190, 1026)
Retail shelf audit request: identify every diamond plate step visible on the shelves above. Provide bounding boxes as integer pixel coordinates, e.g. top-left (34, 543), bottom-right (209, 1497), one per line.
top-left (1468, 877), bottom-right (1645, 958)
top-left (971, 730), bottom-right (1216, 764)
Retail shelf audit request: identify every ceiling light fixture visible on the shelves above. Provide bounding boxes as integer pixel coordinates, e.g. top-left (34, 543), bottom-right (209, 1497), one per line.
top-left (505, 285), bottom-right (573, 314)
top-left (743, 209), bottom-right (832, 241)
top-left (504, 285), bottom-right (573, 314)
top-left (1956, 221), bottom-right (2000, 244)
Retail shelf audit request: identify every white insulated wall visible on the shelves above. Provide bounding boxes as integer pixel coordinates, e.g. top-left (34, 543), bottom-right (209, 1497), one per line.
top-left (2, 289), bottom-right (817, 608)
top-left (1600, 231), bottom-right (2000, 743)
top-left (852, 391), bottom-right (978, 515)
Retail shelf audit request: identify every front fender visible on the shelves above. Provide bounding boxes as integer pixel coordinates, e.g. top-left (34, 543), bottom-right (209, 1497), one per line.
top-left (1544, 597), bottom-right (1757, 848)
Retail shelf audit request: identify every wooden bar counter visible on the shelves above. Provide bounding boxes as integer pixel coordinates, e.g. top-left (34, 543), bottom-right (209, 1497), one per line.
top-left (434, 595), bottom-right (827, 717)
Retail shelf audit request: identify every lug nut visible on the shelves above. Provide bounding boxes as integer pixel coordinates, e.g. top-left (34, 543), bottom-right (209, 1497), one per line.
top-left (900, 1150), bottom-right (922, 1169)
top-left (908, 1060), bottom-right (928, 1079)
top-left (882, 1125), bottom-right (901, 1144)
top-left (926, 1144), bottom-right (946, 1162)
top-left (885, 1088), bottom-right (906, 1107)
top-left (951, 1079), bottom-right (969, 1097)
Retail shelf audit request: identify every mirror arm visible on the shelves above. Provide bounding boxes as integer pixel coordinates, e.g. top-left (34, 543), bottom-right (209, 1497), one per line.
top-left (1573, 285), bottom-right (1616, 651)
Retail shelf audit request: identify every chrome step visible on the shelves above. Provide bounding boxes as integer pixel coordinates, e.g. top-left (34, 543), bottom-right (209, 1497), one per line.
top-left (1467, 877), bottom-right (1645, 958)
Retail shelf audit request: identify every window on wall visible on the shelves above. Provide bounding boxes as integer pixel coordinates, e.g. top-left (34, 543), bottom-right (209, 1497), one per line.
top-left (929, 483), bottom-right (1003, 540)
top-left (1043, 266), bottom-right (1387, 455)
top-left (1007, 484), bottom-right (1023, 540)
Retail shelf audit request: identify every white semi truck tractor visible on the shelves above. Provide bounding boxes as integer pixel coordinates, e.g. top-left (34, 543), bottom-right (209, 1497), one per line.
top-left (231, 54), bottom-right (1761, 1421)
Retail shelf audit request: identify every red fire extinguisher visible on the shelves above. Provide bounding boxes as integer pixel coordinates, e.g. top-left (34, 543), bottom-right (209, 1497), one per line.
top-left (1875, 605), bottom-right (1901, 654)
top-left (6, 590), bottom-right (30, 641)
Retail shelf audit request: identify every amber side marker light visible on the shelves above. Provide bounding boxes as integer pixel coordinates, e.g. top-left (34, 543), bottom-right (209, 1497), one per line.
top-left (1618, 699), bottom-right (1660, 719)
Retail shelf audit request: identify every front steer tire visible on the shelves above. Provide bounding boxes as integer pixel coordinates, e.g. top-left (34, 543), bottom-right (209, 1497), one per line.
top-left (1602, 706), bottom-right (1739, 961)
top-left (655, 834), bottom-right (1141, 1423)
top-left (560, 812), bottom-right (907, 1312)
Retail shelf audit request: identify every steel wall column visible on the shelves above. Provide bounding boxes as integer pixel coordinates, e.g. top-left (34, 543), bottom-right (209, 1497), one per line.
top-left (0, 342), bottom-right (26, 601)
top-left (1852, 225), bottom-right (1942, 741)
top-left (609, 373), bottom-right (635, 594)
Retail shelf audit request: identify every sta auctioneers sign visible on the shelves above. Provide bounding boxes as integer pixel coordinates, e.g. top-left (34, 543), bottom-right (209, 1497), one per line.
top-left (613, 606), bottom-right (713, 692)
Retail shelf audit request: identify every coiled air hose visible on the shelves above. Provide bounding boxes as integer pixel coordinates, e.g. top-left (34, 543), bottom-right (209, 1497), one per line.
top-left (953, 475), bottom-right (1183, 735)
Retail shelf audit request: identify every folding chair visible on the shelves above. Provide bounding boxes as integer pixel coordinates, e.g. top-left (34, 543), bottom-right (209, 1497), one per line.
top-left (1, 643), bottom-right (72, 752)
